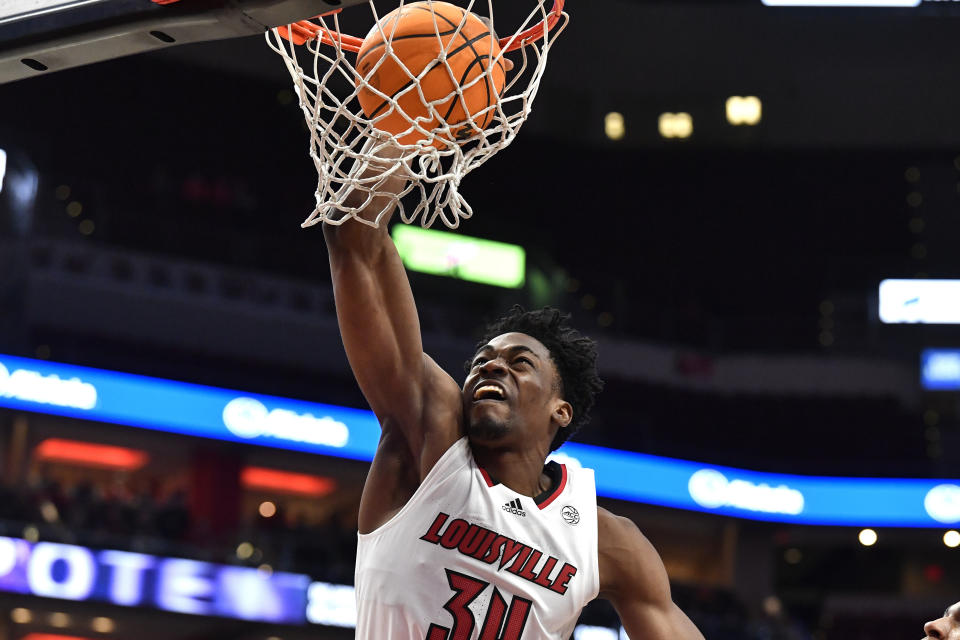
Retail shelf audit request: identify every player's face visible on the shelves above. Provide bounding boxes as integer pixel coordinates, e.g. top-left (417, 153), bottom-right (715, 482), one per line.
top-left (462, 332), bottom-right (566, 447)
top-left (924, 603), bottom-right (960, 640)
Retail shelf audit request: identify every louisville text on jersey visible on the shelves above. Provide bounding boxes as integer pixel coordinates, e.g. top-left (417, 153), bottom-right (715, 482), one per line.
top-left (419, 512), bottom-right (578, 595)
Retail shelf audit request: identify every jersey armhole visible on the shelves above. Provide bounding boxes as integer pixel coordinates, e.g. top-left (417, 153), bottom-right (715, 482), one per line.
top-left (584, 468), bottom-right (602, 602)
top-left (358, 437), bottom-right (471, 539)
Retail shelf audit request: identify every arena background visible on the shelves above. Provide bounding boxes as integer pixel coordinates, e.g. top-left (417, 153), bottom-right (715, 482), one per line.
top-left (2, 0), bottom-right (960, 638)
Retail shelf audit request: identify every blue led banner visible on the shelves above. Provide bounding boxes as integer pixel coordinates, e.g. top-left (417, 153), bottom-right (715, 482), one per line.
top-left (0, 353), bottom-right (382, 461)
top-left (550, 447), bottom-right (960, 527)
top-left (0, 535), bottom-right (612, 635)
top-left (2, 353), bottom-right (960, 527)
top-left (922, 349), bottom-right (960, 391)
top-left (0, 536), bottom-right (310, 624)
top-left (762, 0), bottom-right (920, 6)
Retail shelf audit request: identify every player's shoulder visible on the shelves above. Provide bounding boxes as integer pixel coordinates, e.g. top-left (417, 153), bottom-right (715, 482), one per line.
top-left (597, 506), bottom-right (646, 549)
top-left (422, 353), bottom-right (463, 396)
top-left (409, 353), bottom-right (466, 472)
top-left (419, 353), bottom-right (464, 429)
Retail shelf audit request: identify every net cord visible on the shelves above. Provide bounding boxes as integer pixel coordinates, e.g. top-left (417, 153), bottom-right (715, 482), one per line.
top-left (266, 1), bottom-right (568, 230)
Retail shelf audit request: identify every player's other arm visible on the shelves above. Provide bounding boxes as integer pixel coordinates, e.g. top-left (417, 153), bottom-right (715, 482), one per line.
top-left (323, 147), bottom-right (462, 467)
top-left (597, 507), bottom-right (705, 640)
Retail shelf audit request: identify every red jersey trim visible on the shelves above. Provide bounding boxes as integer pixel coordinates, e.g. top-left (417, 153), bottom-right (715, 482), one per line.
top-left (478, 467), bottom-right (495, 487)
top-left (537, 464), bottom-right (567, 510)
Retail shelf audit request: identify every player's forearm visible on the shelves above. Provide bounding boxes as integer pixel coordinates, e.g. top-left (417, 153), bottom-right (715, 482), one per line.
top-left (326, 246), bottom-right (428, 427)
top-left (321, 152), bottom-right (427, 424)
top-left (620, 602), bottom-right (705, 640)
top-left (323, 200), bottom-right (395, 261)
top-left (666, 606), bottom-right (706, 640)
top-left (323, 142), bottom-right (408, 256)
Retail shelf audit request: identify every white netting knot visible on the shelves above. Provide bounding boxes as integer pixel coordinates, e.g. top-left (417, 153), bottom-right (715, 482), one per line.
top-left (266, 0), bottom-right (568, 230)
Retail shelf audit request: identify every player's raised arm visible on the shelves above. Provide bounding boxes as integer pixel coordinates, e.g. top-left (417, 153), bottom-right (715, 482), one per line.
top-left (597, 508), bottom-right (706, 640)
top-left (322, 144), bottom-right (463, 461)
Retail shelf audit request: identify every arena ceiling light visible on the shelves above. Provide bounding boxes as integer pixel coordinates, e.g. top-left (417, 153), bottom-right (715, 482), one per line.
top-left (944, 530), bottom-right (960, 548)
top-left (89, 617), bottom-right (114, 633)
top-left (762, 0), bottom-right (920, 6)
top-left (34, 438), bottom-right (149, 470)
top-left (726, 96), bottom-right (762, 126)
top-left (658, 112), bottom-right (693, 139)
top-left (10, 608), bottom-right (32, 624)
top-left (604, 112), bottom-right (626, 141)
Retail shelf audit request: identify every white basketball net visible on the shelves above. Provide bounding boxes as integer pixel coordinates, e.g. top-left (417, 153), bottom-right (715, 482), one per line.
top-left (266, 0), bottom-right (568, 229)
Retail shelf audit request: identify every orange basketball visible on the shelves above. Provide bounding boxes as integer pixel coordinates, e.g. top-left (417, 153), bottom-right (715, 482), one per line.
top-left (355, 2), bottom-right (506, 147)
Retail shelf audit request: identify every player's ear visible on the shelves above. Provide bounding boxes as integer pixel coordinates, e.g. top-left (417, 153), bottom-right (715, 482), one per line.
top-left (552, 400), bottom-right (572, 429)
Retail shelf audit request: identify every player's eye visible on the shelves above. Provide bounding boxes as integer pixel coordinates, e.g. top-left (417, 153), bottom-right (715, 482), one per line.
top-left (514, 357), bottom-right (532, 366)
top-left (472, 357), bottom-right (487, 367)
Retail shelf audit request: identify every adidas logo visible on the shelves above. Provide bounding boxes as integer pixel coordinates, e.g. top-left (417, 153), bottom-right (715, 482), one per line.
top-left (502, 498), bottom-right (526, 517)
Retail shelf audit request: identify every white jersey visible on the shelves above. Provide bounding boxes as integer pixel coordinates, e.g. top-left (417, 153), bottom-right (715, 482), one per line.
top-left (355, 437), bottom-right (600, 640)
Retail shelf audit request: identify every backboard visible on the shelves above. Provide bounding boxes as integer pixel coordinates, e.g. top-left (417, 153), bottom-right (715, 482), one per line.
top-left (0, 0), bottom-right (366, 84)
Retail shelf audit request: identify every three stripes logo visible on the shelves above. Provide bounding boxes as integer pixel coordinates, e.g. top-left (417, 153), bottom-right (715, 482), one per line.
top-left (502, 498), bottom-right (526, 517)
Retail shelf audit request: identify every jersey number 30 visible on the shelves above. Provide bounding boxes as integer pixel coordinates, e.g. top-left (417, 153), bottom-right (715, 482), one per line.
top-left (426, 569), bottom-right (532, 640)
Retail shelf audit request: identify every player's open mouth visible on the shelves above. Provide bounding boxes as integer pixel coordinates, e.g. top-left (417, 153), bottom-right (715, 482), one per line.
top-left (473, 384), bottom-right (506, 401)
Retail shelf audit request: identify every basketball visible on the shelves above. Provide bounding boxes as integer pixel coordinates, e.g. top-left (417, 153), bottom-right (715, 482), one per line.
top-left (355, 2), bottom-right (507, 147)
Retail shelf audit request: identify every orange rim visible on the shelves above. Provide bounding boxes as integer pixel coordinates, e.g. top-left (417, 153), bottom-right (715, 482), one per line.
top-left (277, 1), bottom-right (565, 52)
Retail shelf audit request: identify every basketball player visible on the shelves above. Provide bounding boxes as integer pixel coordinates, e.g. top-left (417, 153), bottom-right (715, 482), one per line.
top-left (324, 149), bottom-right (704, 639)
top-left (924, 602), bottom-right (960, 639)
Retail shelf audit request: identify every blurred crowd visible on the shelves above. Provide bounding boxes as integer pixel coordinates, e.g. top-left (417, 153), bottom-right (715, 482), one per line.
top-left (0, 475), bottom-right (359, 584)
top-left (0, 477), bottom-right (190, 553)
top-left (579, 588), bottom-right (812, 640)
top-left (0, 474), bottom-right (817, 638)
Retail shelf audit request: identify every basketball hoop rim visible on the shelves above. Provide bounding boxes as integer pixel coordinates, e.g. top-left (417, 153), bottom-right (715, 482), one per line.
top-left (277, 0), bottom-right (565, 50)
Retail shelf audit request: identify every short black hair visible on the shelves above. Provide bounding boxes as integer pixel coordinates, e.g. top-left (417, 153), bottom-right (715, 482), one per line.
top-left (470, 306), bottom-right (603, 451)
